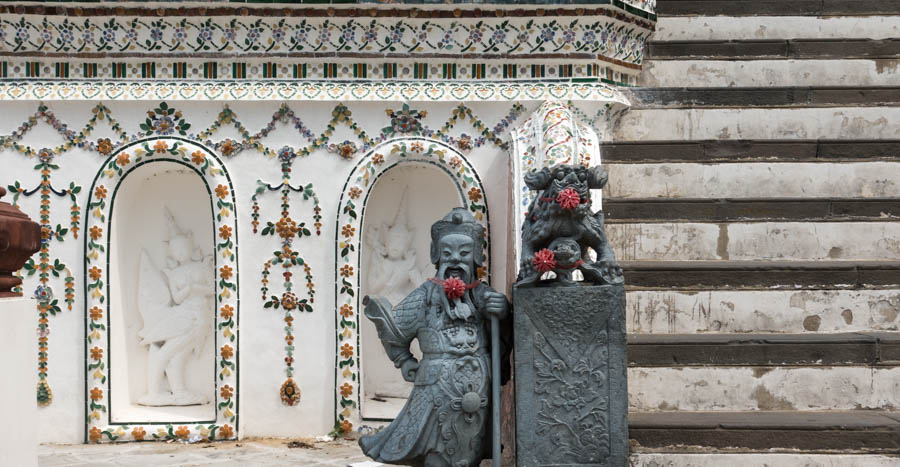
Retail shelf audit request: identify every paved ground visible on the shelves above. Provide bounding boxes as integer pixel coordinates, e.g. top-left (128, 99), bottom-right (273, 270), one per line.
top-left (39, 437), bottom-right (379, 467)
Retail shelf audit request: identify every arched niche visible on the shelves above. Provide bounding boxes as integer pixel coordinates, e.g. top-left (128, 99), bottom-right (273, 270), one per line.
top-left (334, 138), bottom-right (490, 433)
top-left (108, 160), bottom-right (215, 423)
top-left (358, 164), bottom-right (461, 420)
top-left (84, 138), bottom-right (239, 443)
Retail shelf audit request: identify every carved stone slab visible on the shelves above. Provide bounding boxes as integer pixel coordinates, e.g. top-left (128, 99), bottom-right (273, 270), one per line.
top-left (513, 284), bottom-right (627, 467)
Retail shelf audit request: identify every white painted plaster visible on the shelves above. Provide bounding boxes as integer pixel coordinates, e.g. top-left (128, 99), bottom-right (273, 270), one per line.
top-left (615, 107), bottom-right (900, 141)
top-left (0, 298), bottom-right (37, 467)
top-left (628, 367), bottom-right (900, 412)
top-left (626, 290), bottom-right (900, 334)
top-left (606, 163), bottom-right (900, 198)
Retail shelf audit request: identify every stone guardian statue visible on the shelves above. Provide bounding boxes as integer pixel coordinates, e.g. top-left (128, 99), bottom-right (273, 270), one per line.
top-left (136, 208), bottom-right (214, 406)
top-left (361, 207), bottom-right (511, 467)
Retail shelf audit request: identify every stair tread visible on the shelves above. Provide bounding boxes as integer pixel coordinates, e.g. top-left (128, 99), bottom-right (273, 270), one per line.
top-left (628, 86), bottom-right (900, 108)
top-left (601, 139), bottom-right (900, 163)
top-left (656, 0), bottom-right (900, 17)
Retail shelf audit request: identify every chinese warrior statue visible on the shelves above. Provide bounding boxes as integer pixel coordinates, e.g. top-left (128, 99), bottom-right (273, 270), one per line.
top-left (361, 207), bottom-right (511, 467)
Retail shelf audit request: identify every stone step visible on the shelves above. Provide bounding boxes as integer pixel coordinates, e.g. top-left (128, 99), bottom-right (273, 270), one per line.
top-left (628, 367), bottom-right (900, 411)
top-left (628, 332), bottom-right (900, 367)
top-left (629, 411), bottom-right (900, 452)
top-left (630, 453), bottom-right (900, 467)
top-left (656, 0), bottom-right (899, 17)
top-left (655, 16), bottom-right (900, 41)
top-left (640, 59), bottom-right (900, 88)
top-left (628, 86), bottom-right (900, 108)
top-left (613, 107), bottom-right (900, 141)
top-left (604, 198), bottom-right (900, 222)
top-left (608, 222), bottom-right (900, 262)
top-left (626, 289), bottom-right (900, 334)
top-left (605, 162), bottom-right (900, 199)
top-left (602, 139), bottom-right (900, 163)
top-left (621, 260), bottom-right (900, 289)
top-left (647, 39), bottom-right (900, 60)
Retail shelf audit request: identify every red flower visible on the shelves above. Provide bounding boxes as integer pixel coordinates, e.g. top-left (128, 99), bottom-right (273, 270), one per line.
top-left (532, 248), bottom-right (556, 273)
top-left (556, 188), bottom-right (581, 210)
top-left (442, 277), bottom-right (466, 300)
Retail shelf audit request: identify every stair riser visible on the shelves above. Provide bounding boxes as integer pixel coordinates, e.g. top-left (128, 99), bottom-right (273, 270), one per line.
top-left (606, 162), bottom-right (900, 198)
top-left (609, 222), bottom-right (900, 262)
top-left (640, 60), bottom-right (900, 88)
top-left (629, 367), bottom-right (900, 411)
top-left (627, 289), bottom-right (900, 334)
top-left (630, 453), bottom-right (900, 466)
top-left (614, 108), bottom-right (900, 141)
top-left (655, 16), bottom-right (900, 41)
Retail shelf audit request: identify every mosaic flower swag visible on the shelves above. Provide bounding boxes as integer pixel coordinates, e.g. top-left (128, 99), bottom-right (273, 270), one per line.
top-left (83, 137), bottom-right (239, 443)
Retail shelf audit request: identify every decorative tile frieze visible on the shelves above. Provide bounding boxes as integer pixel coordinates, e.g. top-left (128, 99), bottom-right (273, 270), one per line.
top-left (0, 80), bottom-right (629, 102)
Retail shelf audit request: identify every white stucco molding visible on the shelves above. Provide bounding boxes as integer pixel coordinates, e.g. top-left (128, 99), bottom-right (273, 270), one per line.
top-left (0, 80), bottom-right (630, 102)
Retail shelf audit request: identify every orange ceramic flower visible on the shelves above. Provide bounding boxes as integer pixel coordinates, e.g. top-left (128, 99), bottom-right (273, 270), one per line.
top-left (449, 157), bottom-right (462, 169)
top-left (340, 382), bottom-right (353, 398)
top-left (90, 346), bottom-right (103, 360)
top-left (340, 343), bottom-right (354, 359)
top-left (191, 151), bottom-right (206, 165)
top-left (275, 217), bottom-right (299, 239)
top-left (219, 225), bottom-right (232, 239)
top-left (116, 152), bottom-right (130, 166)
top-left (220, 304), bottom-right (234, 320)
top-left (339, 304), bottom-right (353, 318)
top-left (90, 387), bottom-right (103, 401)
top-left (339, 265), bottom-right (354, 278)
top-left (220, 385), bottom-right (234, 399)
top-left (97, 138), bottom-right (113, 155)
top-left (348, 187), bottom-right (362, 199)
top-left (372, 153), bottom-right (385, 165)
top-left (281, 292), bottom-right (298, 310)
top-left (89, 306), bottom-right (103, 321)
top-left (89, 427), bottom-right (102, 442)
top-left (340, 419), bottom-right (352, 433)
top-left (341, 224), bottom-right (355, 238)
top-left (131, 427), bottom-right (146, 441)
top-left (175, 426), bottom-right (190, 439)
top-left (220, 140), bottom-right (236, 157)
top-left (153, 140), bottom-right (168, 153)
top-left (89, 225), bottom-right (103, 241)
top-left (219, 265), bottom-right (233, 280)
top-left (477, 266), bottom-right (487, 279)
top-left (88, 266), bottom-right (102, 281)
top-left (220, 424), bottom-right (234, 439)
top-left (220, 345), bottom-right (234, 360)
top-left (410, 141), bottom-right (424, 153)
top-left (94, 186), bottom-right (107, 199)
top-left (215, 184), bottom-right (229, 199)
top-left (468, 187), bottom-right (482, 203)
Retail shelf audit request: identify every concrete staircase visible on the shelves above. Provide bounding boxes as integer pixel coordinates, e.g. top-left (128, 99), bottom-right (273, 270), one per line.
top-left (606, 1), bottom-right (900, 464)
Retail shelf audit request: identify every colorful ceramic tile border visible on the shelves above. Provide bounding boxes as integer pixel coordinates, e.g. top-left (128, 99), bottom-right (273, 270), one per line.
top-left (0, 59), bottom-right (636, 86)
top-left (0, 9), bottom-right (651, 69)
top-left (0, 80), bottom-right (629, 101)
top-left (83, 136), bottom-right (239, 443)
top-left (333, 137), bottom-right (490, 434)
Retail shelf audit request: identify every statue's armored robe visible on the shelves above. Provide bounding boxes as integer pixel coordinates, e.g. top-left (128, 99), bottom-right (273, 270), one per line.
top-left (361, 281), bottom-right (511, 467)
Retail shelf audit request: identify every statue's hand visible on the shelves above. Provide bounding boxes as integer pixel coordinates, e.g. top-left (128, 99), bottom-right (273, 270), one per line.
top-left (483, 291), bottom-right (509, 319)
top-left (400, 359), bottom-right (419, 382)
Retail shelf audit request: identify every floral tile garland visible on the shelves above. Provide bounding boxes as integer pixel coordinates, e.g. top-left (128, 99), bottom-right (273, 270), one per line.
top-left (251, 146), bottom-right (322, 406)
top-left (333, 137), bottom-right (489, 434)
top-left (83, 137), bottom-right (238, 443)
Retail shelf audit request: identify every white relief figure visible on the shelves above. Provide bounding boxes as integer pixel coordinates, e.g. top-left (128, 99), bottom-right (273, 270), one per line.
top-left (136, 208), bottom-right (213, 406)
top-left (365, 187), bottom-right (425, 305)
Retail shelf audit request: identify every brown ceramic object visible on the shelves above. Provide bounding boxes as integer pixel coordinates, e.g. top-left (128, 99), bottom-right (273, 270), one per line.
top-left (0, 186), bottom-right (41, 297)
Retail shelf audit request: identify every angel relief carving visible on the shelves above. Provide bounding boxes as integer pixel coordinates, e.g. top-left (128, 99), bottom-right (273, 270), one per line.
top-left (364, 187), bottom-right (426, 305)
top-left (136, 208), bottom-right (214, 407)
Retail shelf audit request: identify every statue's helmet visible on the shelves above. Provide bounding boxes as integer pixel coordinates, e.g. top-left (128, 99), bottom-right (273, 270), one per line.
top-left (429, 207), bottom-right (485, 267)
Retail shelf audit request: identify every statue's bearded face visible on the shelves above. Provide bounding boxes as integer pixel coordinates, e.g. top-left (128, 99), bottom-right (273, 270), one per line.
top-left (436, 234), bottom-right (474, 283)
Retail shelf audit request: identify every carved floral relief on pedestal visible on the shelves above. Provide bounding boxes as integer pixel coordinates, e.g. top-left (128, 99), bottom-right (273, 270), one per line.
top-left (84, 137), bottom-right (238, 443)
top-left (333, 137), bottom-right (490, 434)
